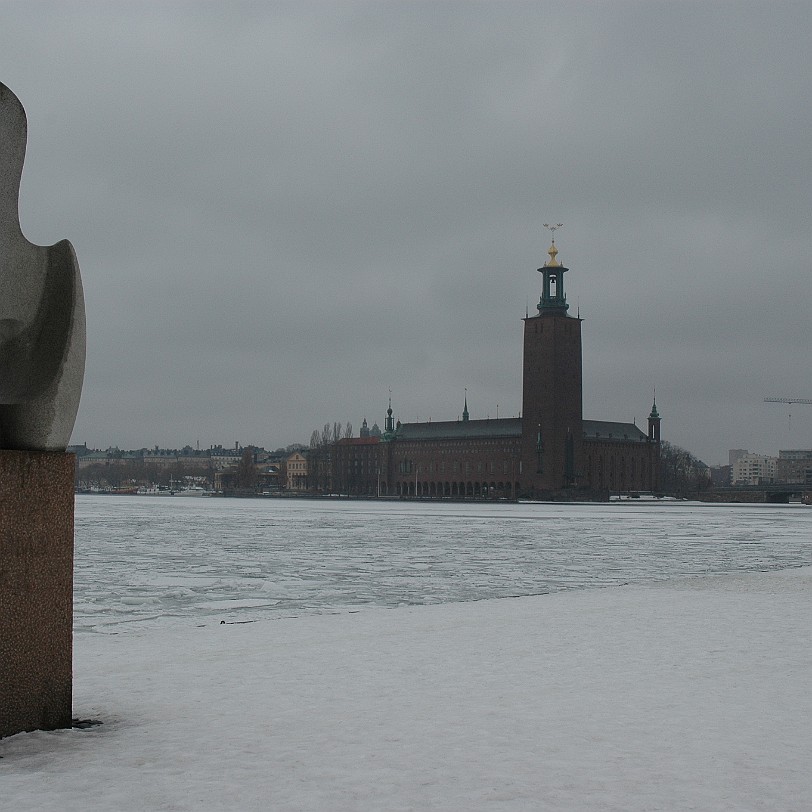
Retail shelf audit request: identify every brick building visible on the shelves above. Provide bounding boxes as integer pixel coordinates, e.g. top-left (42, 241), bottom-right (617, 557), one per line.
top-left (328, 237), bottom-right (661, 499)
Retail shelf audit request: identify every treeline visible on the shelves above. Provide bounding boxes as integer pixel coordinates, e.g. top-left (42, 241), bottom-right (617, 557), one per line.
top-left (76, 459), bottom-right (214, 489)
top-left (659, 441), bottom-right (711, 496)
top-left (309, 422), bottom-right (353, 449)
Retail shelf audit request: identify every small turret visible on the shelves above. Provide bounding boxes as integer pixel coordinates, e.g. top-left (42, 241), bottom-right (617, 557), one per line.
top-left (383, 392), bottom-right (395, 439)
top-left (648, 397), bottom-right (661, 443)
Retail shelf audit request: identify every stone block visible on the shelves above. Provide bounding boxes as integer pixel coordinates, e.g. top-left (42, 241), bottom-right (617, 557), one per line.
top-left (0, 451), bottom-right (74, 738)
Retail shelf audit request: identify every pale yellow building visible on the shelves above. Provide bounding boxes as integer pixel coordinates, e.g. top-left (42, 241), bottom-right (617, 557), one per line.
top-left (286, 451), bottom-right (308, 491)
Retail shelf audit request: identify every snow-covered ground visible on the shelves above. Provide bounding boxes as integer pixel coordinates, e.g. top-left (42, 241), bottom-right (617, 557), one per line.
top-left (2, 499), bottom-right (811, 810)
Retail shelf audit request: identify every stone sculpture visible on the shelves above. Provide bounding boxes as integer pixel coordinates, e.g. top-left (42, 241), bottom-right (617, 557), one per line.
top-left (0, 81), bottom-right (85, 451)
top-left (1, 81), bottom-right (84, 738)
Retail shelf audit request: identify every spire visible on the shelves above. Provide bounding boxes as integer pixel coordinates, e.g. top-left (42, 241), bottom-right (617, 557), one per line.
top-left (385, 390), bottom-right (394, 434)
top-left (649, 389), bottom-right (660, 420)
top-left (543, 222), bottom-right (563, 266)
top-left (462, 389), bottom-right (469, 422)
top-left (545, 241), bottom-right (561, 267)
top-left (648, 391), bottom-right (661, 444)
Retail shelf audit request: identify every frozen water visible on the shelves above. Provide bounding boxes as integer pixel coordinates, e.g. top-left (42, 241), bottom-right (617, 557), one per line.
top-left (74, 496), bottom-right (812, 632)
top-left (2, 497), bottom-right (810, 810)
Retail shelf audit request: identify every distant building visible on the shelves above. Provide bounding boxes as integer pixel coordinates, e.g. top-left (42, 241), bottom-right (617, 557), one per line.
top-left (325, 237), bottom-right (661, 498)
top-left (777, 449), bottom-right (812, 460)
top-left (332, 437), bottom-right (382, 495)
top-left (776, 450), bottom-right (812, 485)
top-left (728, 449), bottom-right (749, 481)
top-left (358, 418), bottom-right (381, 439)
top-left (709, 465), bottom-right (731, 487)
top-left (285, 451), bottom-right (308, 491)
top-left (731, 453), bottom-right (777, 485)
top-left (209, 444), bottom-right (246, 470)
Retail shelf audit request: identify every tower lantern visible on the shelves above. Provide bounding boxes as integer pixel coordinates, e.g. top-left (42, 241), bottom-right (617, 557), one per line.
top-left (538, 223), bottom-right (569, 313)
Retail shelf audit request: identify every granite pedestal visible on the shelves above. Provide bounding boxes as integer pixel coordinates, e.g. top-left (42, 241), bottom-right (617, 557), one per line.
top-left (0, 451), bottom-right (74, 738)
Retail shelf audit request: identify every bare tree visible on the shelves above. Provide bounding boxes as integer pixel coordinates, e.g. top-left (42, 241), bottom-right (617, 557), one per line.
top-left (659, 441), bottom-right (711, 496)
top-left (236, 447), bottom-right (258, 489)
top-left (306, 418), bottom-right (358, 493)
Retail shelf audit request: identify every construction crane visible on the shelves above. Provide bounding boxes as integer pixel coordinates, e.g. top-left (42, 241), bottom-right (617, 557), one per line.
top-left (764, 397), bottom-right (812, 433)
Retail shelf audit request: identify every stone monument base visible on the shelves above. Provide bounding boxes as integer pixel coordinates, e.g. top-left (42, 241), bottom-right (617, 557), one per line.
top-left (0, 451), bottom-right (74, 738)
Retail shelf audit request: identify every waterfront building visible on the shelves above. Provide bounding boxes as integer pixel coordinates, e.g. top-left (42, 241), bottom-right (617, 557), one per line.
top-left (285, 451), bottom-right (308, 491)
top-left (329, 237), bottom-right (661, 499)
top-left (731, 453), bottom-right (777, 486)
top-left (775, 450), bottom-right (812, 485)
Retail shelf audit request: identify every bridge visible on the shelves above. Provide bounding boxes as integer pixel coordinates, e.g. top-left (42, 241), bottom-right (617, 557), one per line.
top-left (697, 484), bottom-right (812, 504)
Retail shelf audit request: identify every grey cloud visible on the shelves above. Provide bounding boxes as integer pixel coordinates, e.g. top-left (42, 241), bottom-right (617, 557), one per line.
top-left (1, 2), bottom-right (809, 462)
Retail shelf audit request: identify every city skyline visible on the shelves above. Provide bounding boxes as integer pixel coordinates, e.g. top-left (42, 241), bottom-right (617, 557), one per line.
top-left (2, 3), bottom-right (810, 465)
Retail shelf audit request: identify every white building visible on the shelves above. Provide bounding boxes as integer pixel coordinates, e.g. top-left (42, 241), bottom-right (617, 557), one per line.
top-left (731, 453), bottom-right (777, 485)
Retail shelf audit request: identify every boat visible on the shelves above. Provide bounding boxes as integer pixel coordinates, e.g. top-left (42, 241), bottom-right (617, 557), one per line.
top-left (176, 485), bottom-right (213, 497)
top-left (137, 485), bottom-right (172, 496)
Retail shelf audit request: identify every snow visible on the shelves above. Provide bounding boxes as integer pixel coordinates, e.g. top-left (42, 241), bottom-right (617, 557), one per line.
top-left (3, 568), bottom-right (810, 810)
top-left (2, 499), bottom-right (812, 810)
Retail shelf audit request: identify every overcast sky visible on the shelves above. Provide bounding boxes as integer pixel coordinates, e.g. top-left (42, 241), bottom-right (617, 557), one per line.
top-left (2, 2), bottom-right (810, 464)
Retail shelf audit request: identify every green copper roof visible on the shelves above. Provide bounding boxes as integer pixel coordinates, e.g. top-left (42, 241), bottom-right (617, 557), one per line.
top-left (582, 420), bottom-right (648, 443)
top-left (393, 418), bottom-right (522, 442)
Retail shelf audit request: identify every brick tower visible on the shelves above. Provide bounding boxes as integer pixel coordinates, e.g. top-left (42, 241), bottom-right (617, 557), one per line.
top-left (521, 232), bottom-right (583, 494)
